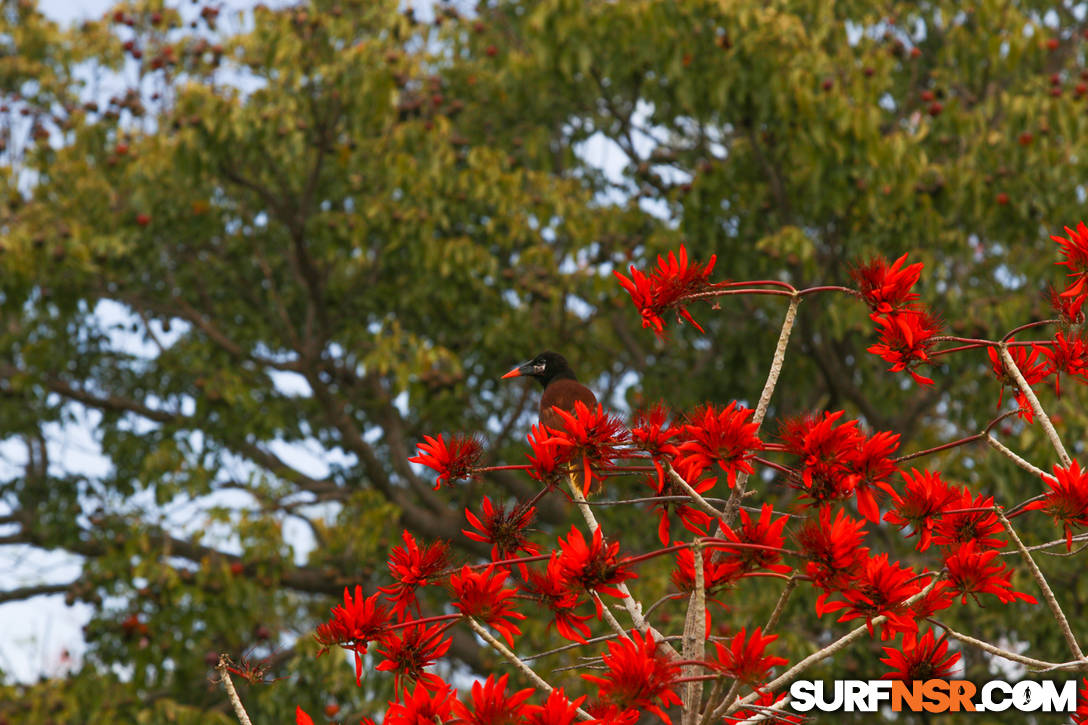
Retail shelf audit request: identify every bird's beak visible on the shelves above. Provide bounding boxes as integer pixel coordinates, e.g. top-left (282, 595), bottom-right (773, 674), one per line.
top-left (501, 359), bottom-right (544, 379)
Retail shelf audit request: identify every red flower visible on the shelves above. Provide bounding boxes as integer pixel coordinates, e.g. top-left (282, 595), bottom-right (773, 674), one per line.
top-left (631, 404), bottom-right (680, 487)
top-left (450, 674), bottom-right (535, 725)
top-left (931, 488), bottom-right (1005, 551)
top-left (880, 629), bottom-right (960, 680)
top-left (884, 469), bottom-right (960, 551)
top-left (716, 503), bottom-right (791, 575)
top-left (526, 688), bottom-right (587, 725)
top-left (816, 552), bottom-right (923, 640)
top-left (463, 497), bottom-right (540, 576)
top-left (796, 506), bottom-right (869, 591)
top-left (867, 310), bottom-right (942, 386)
top-left (374, 621), bottom-right (452, 696)
top-left (555, 525), bottom-right (637, 612)
top-left (1041, 331), bottom-right (1088, 396)
top-left (314, 586), bottom-right (391, 686)
top-left (526, 423), bottom-right (565, 485)
top-left (296, 706), bottom-right (314, 725)
top-left (525, 563), bottom-right (593, 644)
top-left (645, 469), bottom-right (715, 546)
top-left (988, 340), bottom-right (1048, 420)
top-left (942, 540), bottom-right (1037, 605)
top-left (449, 565), bottom-right (526, 647)
top-left (384, 680), bottom-right (456, 725)
top-left (545, 402), bottom-right (629, 496)
top-left (1073, 678), bottom-right (1088, 725)
top-left (1049, 284), bottom-right (1086, 325)
top-left (584, 704), bottom-right (641, 725)
top-left (614, 245), bottom-right (717, 337)
top-left (380, 530), bottom-right (451, 620)
top-left (779, 411), bottom-right (863, 508)
top-left (845, 430), bottom-right (901, 523)
top-left (677, 402), bottom-right (763, 486)
top-left (706, 626), bottom-right (788, 688)
top-left (582, 629), bottom-right (682, 724)
top-left (1051, 221), bottom-right (1088, 303)
top-left (851, 253), bottom-right (924, 315)
top-left (1024, 460), bottom-right (1088, 550)
top-left (408, 433), bottom-right (482, 489)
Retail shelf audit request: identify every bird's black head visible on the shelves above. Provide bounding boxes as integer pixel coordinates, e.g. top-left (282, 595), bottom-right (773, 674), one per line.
top-left (501, 351), bottom-right (578, 388)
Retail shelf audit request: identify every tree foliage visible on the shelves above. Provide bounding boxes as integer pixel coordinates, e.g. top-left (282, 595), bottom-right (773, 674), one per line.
top-left (1, 0), bottom-right (1087, 721)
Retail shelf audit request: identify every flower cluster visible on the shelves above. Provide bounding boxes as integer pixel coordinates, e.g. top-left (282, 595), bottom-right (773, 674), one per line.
top-left (853, 253), bottom-right (943, 385)
top-left (614, 245), bottom-right (718, 336)
top-left (409, 433), bottom-right (483, 489)
top-left (778, 411), bottom-right (900, 521)
top-left (1051, 221), bottom-right (1088, 321)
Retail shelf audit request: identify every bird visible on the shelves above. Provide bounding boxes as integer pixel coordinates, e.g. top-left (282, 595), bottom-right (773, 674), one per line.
top-left (501, 351), bottom-right (598, 430)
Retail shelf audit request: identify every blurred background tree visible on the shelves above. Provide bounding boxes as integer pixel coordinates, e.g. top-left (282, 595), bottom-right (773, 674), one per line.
top-left (1, 0), bottom-right (1086, 721)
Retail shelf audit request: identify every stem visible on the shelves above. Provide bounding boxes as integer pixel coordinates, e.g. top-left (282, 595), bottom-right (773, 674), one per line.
top-left (997, 343), bottom-right (1071, 466)
top-left (763, 575), bottom-right (800, 634)
top-left (682, 539), bottom-right (708, 725)
top-left (666, 462), bottom-right (725, 519)
top-left (725, 574), bottom-right (942, 716)
top-left (996, 508), bottom-right (1084, 661)
top-left (216, 655), bottom-right (254, 725)
top-left (722, 295), bottom-right (800, 527)
top-left (984, 434), bottom-right (1047, 477)
top-left (466, 617), bottom-right (594, 720)
top-left (564, 474), bottom-right (680, 660)
top-left (930, 619), bottom-right (1079, 671)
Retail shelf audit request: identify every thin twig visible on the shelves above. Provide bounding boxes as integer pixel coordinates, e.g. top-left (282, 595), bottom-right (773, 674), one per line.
top-left (723, 295), bottom-right (800, 527)
top-left (763, 575), bottom-right (800, 634)
top-left (466, 617), bottom-right (594, 720)
top-left (565, 474), bottom-right (679, 660)
top-left (667, 463), bottom-right (725, 519)
top-left (996, 508), bottom-right (1084, 661)
top-left (725, 574), bottom-right (942, 715)
top-left (997, 344), bottom-right (1071, 466)
top-left (215, 655), bottom-right (254, 725)
top-left (929, 619), bottom-right (1082, 672)
top-left (984, 434), bottom-right (1046, 477)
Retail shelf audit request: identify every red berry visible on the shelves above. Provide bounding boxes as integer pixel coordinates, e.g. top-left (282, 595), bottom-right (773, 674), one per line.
top-left (1050, 86), bottom-right (1062, 97)
top-left (485, 44), bottom-right (498, 57)
top-left (821, 78), bottom-right (833, 91)
top-left (150, 12), bottom-right (163, 26)
top-left (115, 143), bottom-right (129, 155)
top-left (473, 22), bottom-right (485, 33)
top-left (863, 66), bottom-right (875, 77)
top-left (1046, 37), bottom-right (1060, 51)
top-left (229, 561), bottom-right (244, 576)
top-left (1076, 82), bottom-right (1087, 96)
top-left (324, 704), bottom-right (340, 718)
top-left (927, 101), bottom-right (943, 116)
top-left (1018, 132), bottom-right (1033, 146)
top-left (996, 192), bottom-right (1009, 205)
top-left (909, 46), bottom-right (921, 58)
top-left (136, 213), bottom-right (151, 226)
top-left (122, 40), bottom-right (135, 52)
top-left (1050, 73), bottom-right (1061, 86)
top-left (112, 10), bottom-right (125, 23)
top-left (920, 90), bottom-right (935, 102)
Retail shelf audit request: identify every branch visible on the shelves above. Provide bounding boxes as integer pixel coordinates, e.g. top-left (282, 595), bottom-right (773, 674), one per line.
top-left (216, 655), bottom-right (254, 725)
top-left (997, 343), bottom-right (1071, 466)
top-left (997, 508), bottom-right (1084, 661)
top-left (722, 295), bottom-right (799, 526)
top-left (466, 617), bottom-right (593, 721)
